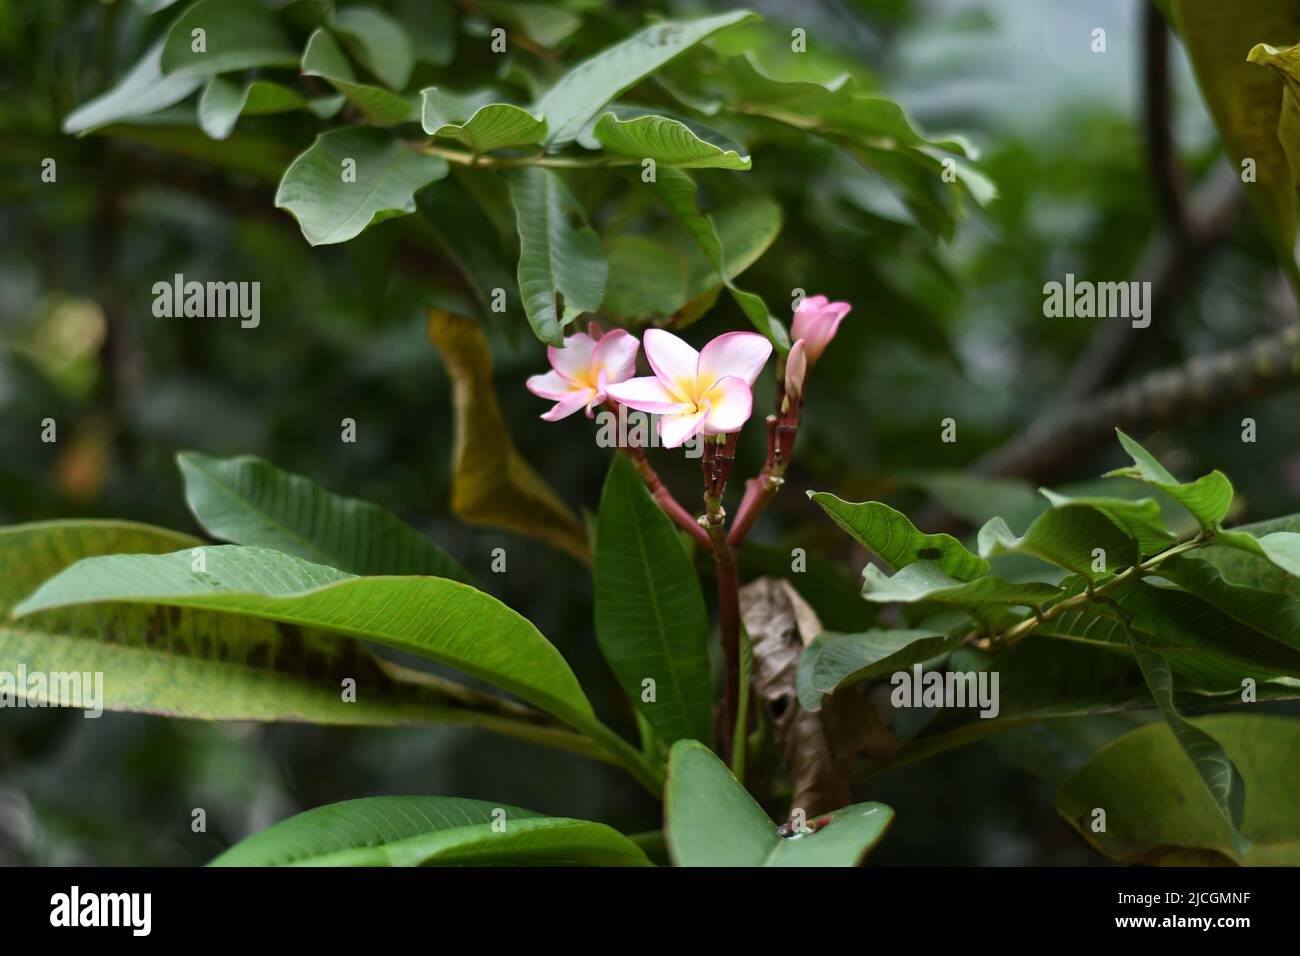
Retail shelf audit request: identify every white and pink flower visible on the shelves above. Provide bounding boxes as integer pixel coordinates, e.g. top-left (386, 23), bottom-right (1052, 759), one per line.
top-left (605, 329), bottom-right (772, 448)
top-left (526, 325), bottom-right (639, 421)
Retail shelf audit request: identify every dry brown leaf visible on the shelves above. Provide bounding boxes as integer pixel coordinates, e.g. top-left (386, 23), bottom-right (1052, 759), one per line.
top-left (427, 308), bottom-right (590, 563)
top-left (740, 576), bottom-right (896, 817)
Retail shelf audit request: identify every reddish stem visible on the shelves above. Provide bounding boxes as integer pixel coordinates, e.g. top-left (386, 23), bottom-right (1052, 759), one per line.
top-left (620, 445), bottom-right (710, 549)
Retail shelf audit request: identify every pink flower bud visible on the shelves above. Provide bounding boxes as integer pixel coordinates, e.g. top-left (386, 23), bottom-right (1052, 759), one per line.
top-left (784, 339), bottom-right (807, 400)
top-left (790, 295), bottom-right (851, 365)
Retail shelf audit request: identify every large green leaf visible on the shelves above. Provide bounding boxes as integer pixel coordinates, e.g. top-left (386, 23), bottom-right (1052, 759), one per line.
top-left (593, 111), bottom-right (751, 170)
top-left (300, 27), bottom-right (418, 126)
top-left (593, 455), bottom-right (711, 745)
top-left (13, 545), bottom-right (598, 732)
top-left (1040, 579), bottom-right (1300, 688)
top-left (160, 0), bottom-right (300, 77)
top-left (1037, 488), bottom-right (1176, 555)
top-left (275, 127), bottom-right (449, 246)
top-left (63, 40), bottom-right (203, 134)
top-left (978, 504), bottom-right (1140, 581)
top-left (534, 10), bottom-right (757, 146)
top-left (0, 522), bottom-right (520, 731)
top-left (1107, 430), bottom-right (1234, 530)
top-left (1056, 715), bottom-right (1300, 864)
top-left (648, 170), bottom-right (785, 346)
top-left (860, 561), bottom-right (1062, 628)
top-left (177, 451), bottom-right (471, 582)
top-left (1159, 555), bottom-right (1300, 652)
top-left (1197, 514), bottom-right (1300, 595)
top-left (665, 740), bottom-right (892, 865)
top-left (1125, 637), bottom-right (1249, 854)
top-left (797, 628), bottom-right (957, 712)
top-left (420, 88), bottom-right (546, 152)
top-left (809, 492), bottom-right (988, 580)
top-left (210, 796), bottom-right (651, 866)
top-left (509, 166), bottom-right (608, 345)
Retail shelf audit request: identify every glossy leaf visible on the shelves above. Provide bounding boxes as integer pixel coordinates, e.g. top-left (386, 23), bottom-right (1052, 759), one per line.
top-left (1107, 430), bottom-right (1234, 529)
top-left (13, 545), bottom-right (598, 732)
top-left (593, 111), bottom-right (750, 169)
top-left (210, 796), bottom-right (651, 866)
top-left (331, 6), bottom-right (415, 90)
top-left (978, 504), bottom-right (1139, 581)
top-left (860, 561), bottom-right (1062, 627)
top-left (198, 77), bottom-right (341, 141)
top-left (534, 10), bottom-right (757, 146)
top-left (797, 628), bottom-right (958, 712)
top-left (275, 127), bottom-right (449, 246)
top-left (177, 451), bottom-right (471, 582)
top-left (63, 40), bottom-right (203, 134)
top-left (809, 492), bottom-right (988, 580)
top-left (1037, 488), bottom-right (1176, 555)
top-left (1057, 715), bottom-right (1300, 864)
top-left (161, 0), bottom-right (300, 77)
top-left (593, 455), bottom-right (712, 745)
top-left (420, 88), bottom-right (546, 152)
top-left (301, 28), bottom-right (418, 126)
top-left (509, 166), bottom-right (607, 345)
top-left (665, 740), bottom-right (893, 866)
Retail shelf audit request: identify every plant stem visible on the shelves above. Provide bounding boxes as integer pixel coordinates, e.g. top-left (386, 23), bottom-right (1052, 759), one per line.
top-left (584, 719), bottom-right (666, 796)
top-left (417, 143), bottom-right (639, 170)
top-left (620, 445), bottom-right (711, 548)
top-left (987, 532), bottom-right (1210, 648)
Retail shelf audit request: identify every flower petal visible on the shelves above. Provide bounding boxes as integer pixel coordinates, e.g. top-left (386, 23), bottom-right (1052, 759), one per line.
top-left (547, 332), bottom-right (598, 384)
top-left (659, 407), bottom-right (709, 448)
top-left (697, 331), bottom-right (772, 390)
top-left (526, 370), bottom-right (573, 400)
top-left (605, 376), bottom-right (690, 414)
top-left (592, 329), bottom-right (640, 384)
top-left (540, 389), bottom-right (594, 421)
top-left (700, 376), bottom-right (753, 434)
top-left (642, 328), bottom-right (699, 401)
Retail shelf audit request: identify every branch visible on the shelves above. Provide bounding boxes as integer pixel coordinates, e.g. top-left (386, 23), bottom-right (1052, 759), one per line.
top-left (619, 445), bottom-right (711, 548)
top-left (975, 323), bottom-right (1300, 482)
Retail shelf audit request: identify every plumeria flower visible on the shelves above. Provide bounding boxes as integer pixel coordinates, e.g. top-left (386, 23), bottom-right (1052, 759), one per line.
top-left (606, 329), bottom-right (772, 448)
top-left (526, 324), bottom-right (639, 421)
top-left (791, 294), bottom-right (852, 365)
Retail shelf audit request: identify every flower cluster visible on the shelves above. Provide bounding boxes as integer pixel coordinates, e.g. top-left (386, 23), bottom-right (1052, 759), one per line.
top-left (527, 295), bottom-right (851, 449)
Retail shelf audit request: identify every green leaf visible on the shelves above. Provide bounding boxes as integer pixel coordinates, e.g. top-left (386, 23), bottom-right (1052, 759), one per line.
top-left (13, 545), bottom-right (598, 732)
top-left (593, 111), bottom-right (750, 169)
top-left (275, 127), bottom-right (449, 246)
top-left (420, 88), bottom-right (547, 152)
top-left (0, 522), bottom-right (501, 729)
top-left (1158, 555), bottom-right (1300, 652)
top-left (509, 166), bottom-right (608, 345)
top-left (478, 1), bottom-right (583, 48)
top-left (1056, 715), bottom-right (1300, 864)
top-left (860, 561), bottom-right (1062, 628)
top-left (797, 629), bottom-right (958, 712)
top-left (649, 169), bottom-right (786, 347)
top-left (198, 77), bottom-right (341, 140)
top-left (63, 40), bottom-right (203, 134)
top-left (1037, 488), bottom-right (1176, 555)
top-left (809, 492), bottom-right (988, 580)
top-left (978, 503), bottom-right (1140, 581)
top-left (1197, 514), bottom-right (1300, 595)
top-left (331, 5), bottom-right (415, 90)
top-left (1125, 635), bottom-right (1249, 854)
top-left (665, 740), bottom-right (893, 865)
top-left (534, 10), bottom-right (758, 146)
top-left (177, 451), bottom-right (471, 583)
top-left (161, 0), bottom-right (300, 78)
top-left (1169, 0), bottom-right (1300, 273)
top-left (593, 456), bottom-right (711, 745)
top-left (426, 309), bottom-right (591, 562)
top-left (1040, 579), bottom-right (1300, 688)
top-left (1107, 430), bottom-right (1233, 529)
top-left (210, 796), bottom-right (651, 866)
top-left (301, 27), bottom-right (418, 125)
